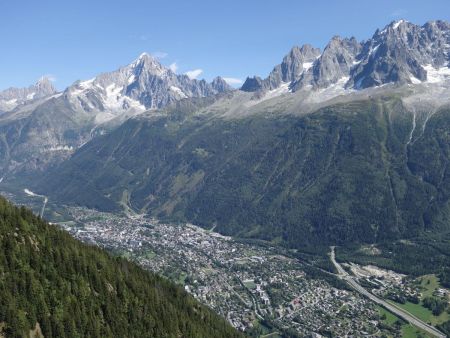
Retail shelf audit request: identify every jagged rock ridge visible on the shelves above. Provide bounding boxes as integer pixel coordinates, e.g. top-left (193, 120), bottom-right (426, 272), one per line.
top-left (242, 20), bottom-right (450, 93)
top-left (0, 77), bottom-right (56, 112)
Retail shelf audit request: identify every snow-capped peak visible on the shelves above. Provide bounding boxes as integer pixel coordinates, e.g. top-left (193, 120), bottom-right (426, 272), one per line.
top-left (138, 52), bottom-right (151, 59)
top-left (393, 19), bottom-right (407, 30)
top-left (60, 52), bottom-right (231, 122)
top-left (379, 19), bottom-right (409, 35)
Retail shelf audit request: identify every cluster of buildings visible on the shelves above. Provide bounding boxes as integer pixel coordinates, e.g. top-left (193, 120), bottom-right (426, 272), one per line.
top-left (59, 206), bottom-right (386, 336)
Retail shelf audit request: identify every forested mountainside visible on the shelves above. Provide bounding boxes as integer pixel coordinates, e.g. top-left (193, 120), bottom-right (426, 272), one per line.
top-left (0, 196), bottom-right (242, 338)
top-left (38, 96), bottom-right (450, 246)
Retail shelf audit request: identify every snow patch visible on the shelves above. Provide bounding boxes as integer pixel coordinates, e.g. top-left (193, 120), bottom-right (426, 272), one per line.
top-left (410, 76), bottom-right (422, 84)
top-left (169, 86), bottom-right (188, 98)
top-left (47, 145), bottom-right (74, 152)
top-left (318, 76), bottom-right (350, 95)
top-left (79, 78), bottom-right (95, 89)
top-left (302, 62), bottom-right (314, 72)
top-left (101, 83), bottom-right (145, 114)
top-left (423, 64), bottom-right (450, 83)
top-left (393, 19), bottom-right (406, 30)
top-left (138, 52), bottom-right (150, 59)
top-left (5, 99), bottom-right (17, 105)
top-left (26, 92), bottom-right (36, 100)
top-left (267, 82), bottom-right (290, 97)
top-left (369, 44), bottom-right (380, 56)
top-left (127, 75), bottom-right (136, 84)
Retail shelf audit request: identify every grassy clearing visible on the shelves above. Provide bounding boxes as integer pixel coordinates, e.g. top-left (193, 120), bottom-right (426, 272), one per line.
top-left (401, 324), bottom-right (433, 338)
top-left (388, 300), bottom-right (434, 322)
top-left (388, 300), bottom-right (449, 326)
top-left (388, 274), bottom-right (450, 326)
top-left (377, 306), bottom-right (433, 337)
top-left (243, 280), bottom-right (257, 290)
top-left (143, 250), bottom-right (156, 259)
top-left (419, 275), bottom-right (440, 298)
top-left (378, 305), bottom-right (398, 325)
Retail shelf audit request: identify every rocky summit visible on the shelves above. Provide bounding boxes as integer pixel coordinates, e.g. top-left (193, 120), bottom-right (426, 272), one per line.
top-left (242, 20), bottom-right (450, 93)
top-left (0, 77), bottom-right (56, 113)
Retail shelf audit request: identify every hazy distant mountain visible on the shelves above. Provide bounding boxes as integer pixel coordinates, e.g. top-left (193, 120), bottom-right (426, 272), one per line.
top-left (0, 77), bottom-right (56, 113)
top-left (0, 53), bottom-right (231, 175)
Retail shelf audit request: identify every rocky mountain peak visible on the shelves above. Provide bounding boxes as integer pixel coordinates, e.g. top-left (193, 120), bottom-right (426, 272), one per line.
top-left (130, 52), bottom-right (168, 77)
top-left (60, 52), bottom-right (233, 121)
top-left (349, 20), bottom-right (450, 89)
top-left (241, 44), bottom-right (321, 92)
top-left (0, 76), bottom-right (57, 112)
top-left (211, 76), bottom-right (232, 92)
top-left (0, 52), bottom-right (234, 175)
top-left (35, 76), bottom-right (57, 96)
top-left (243, 19), bottom-right (450, 93)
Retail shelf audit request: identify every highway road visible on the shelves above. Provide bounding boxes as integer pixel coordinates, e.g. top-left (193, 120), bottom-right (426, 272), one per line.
top-left (329, 246), bottom-right (446, 338)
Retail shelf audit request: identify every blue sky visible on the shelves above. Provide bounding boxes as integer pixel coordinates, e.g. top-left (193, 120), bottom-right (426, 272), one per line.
top-left (2, 0), bottom-right (450, 90)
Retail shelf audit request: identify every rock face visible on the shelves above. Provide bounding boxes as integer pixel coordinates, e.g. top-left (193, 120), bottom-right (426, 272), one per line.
top-left (242, 20), bottom-right (450, 93)
top-left (241, 44), bottom-right (321, 92)
top-left (349, 20), bottom-right (450, 88)
top-left (0, 53), bottom-right (231, 175)
top-left (0, 77), bottom-right (56, 112)
top-left (64, 53), bottom-right (231, 120)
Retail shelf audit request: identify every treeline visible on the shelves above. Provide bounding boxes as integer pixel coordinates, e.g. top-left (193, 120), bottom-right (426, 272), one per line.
top-left (0, 196), bottom-right (242, 338)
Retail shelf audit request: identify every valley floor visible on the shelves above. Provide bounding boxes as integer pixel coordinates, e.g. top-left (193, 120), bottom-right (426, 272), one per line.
top-left (2, 188), bottom-right (449, 337)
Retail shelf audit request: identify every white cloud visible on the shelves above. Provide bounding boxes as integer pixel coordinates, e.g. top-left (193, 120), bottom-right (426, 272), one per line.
top-left (169, 62), bottom-right (178, 73)
top-left (223, 77), bottom-right (243, 85)
top-left (390, 9), bottom-right (407, 18)
top-left (42, 74), bottom-right (56, 82)
top-left (151, 51), bottom-right (168, 59)
top-left (185, 69), bottom-right (203, 79)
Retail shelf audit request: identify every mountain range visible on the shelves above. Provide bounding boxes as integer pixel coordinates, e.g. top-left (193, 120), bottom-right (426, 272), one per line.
top-left (0, 53), bottom-right (230, 175)
top-left (242, 20), bottom-right (450, 92)
top-left (2, 19), bottom-right (450, 247)
top-left (0, 77), bottom-right (56, 113)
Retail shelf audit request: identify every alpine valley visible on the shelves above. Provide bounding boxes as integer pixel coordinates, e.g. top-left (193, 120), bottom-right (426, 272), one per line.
top-left (2, 19), bottom-right (450, 338)
top-left (24, 20), bottom-right (450, 245)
